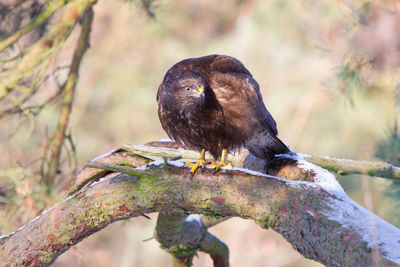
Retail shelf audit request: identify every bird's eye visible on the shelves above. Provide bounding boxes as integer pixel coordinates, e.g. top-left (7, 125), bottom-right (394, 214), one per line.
top-left (185, 87), bottom-right (191, 92)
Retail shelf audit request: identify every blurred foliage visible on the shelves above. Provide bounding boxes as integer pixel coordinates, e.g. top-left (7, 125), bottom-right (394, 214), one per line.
top-left (1, 0), bottom-right (400, 266)
top-left (375, 123), bottom-right (400, 165)
top-left (375, 122), bottom-right (400, 226)
top-left (0, 167), bottom-right (51, 231)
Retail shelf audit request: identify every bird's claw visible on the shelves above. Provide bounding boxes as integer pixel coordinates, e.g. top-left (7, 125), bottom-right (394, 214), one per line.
top-left (186, 159), bottom-right (206, 179)
top-left (209, 161), bottom-right (233, 174)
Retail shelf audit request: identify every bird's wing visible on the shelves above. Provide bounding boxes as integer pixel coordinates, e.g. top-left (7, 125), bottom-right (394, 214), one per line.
top-left (211, 70), bottom-right (278, 136)
top-left (209, 56), bottom-right (278, 135)
top-left (241, 75), bottom-right (279, 135)
top-left (208, 55), bottom-right (252, 76)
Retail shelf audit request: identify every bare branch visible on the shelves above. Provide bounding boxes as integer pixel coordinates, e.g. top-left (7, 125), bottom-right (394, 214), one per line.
top-left (40, 7), bottom-right (94, 189)
top-left (305, 154), bottom-right (400, 180)
top-left (0, 0), bottom-right (97, 113)
top-left (0, 0), bottom-right (66, 53)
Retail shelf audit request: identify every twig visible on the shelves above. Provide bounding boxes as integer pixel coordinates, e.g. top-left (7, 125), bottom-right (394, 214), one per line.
top-left (0, 0), bottom-right (98, 103)
top-left (0, 0), bottom-right (67, 53)
top-left (121, 143), bottom-right (247, 167)
top-left (85, 161), bottom-right (148, 178)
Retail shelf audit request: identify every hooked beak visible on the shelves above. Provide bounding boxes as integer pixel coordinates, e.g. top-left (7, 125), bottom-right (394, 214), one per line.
top-left (191, 87), bottom-right (205, 99)
top-left (197, 87), bottom-right (205, 102)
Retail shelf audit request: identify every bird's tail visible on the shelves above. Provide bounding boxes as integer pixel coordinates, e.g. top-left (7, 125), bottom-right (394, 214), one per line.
top-left (244, 128), bottom-right (290, 161)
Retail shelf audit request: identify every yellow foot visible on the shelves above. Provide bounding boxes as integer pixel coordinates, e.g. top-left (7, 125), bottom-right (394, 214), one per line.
top-left (209, 161), bottom-right (233, 174)
top-left (186, 159), bottom-right (206, 178)
top-left (186, 149), bottom-right (206, 179)
top-left (209, 148), bottom-right (233, 174)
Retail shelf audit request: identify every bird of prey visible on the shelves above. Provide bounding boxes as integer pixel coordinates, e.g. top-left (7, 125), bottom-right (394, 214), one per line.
top-left (156, 54), bottom-right (289, 177)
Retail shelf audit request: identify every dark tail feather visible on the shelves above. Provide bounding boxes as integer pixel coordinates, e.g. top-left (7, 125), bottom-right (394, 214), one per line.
top-left (245, 130), bottom-right (290, 161)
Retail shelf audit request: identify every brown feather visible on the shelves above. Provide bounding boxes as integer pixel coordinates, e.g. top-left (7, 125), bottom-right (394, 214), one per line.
top-left (157, 54), bottom-right (289, 160)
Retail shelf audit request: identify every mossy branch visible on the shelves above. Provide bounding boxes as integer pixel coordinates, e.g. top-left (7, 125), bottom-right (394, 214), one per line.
top-left (1, 143), bottom-right (399, 266)
top-left (154, 212), bottom-right (229, 267)
top-left (123, 142), bottom-right (400, 180)
top-left (305, 154), bottom-right (400, 180)
top-left (40, 7), bottom-right (94, 190)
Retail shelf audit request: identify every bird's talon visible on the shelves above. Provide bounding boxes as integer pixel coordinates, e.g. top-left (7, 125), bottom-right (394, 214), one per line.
top-left (212, 167), bottom-right (218, 174)
top-left (186, 157), bottom-right (206, 178)
top-left (209, 160), bottom-right (232, 174)
top-left (200, 165), bottom-right (204, 173)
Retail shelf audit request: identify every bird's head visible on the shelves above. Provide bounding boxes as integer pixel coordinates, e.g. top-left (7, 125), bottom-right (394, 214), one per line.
top-left (160, 70), bottom-right (211, 112)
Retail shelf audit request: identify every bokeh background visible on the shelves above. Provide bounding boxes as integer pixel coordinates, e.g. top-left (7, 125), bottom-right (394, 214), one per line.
top-left (1, 0), bottom-right (400, 266)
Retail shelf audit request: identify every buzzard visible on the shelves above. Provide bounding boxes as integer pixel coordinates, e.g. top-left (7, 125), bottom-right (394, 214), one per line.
top-left (157, 54), bottom-right (289, 177)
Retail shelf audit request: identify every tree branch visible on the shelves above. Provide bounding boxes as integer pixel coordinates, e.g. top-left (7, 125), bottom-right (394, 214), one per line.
top-left (0, 0), bottom-right (97, 103)
top-left (154, 212), bottom-right (229, 267)
top-left (0, 0), bottom-right (66, 53)
top-left (124, 142), bottom-right (400, 180)
top-left (305, 154), bottom-right (400, 180)
top-left (40, 6), bottom-right (94, 189)
top-left (1, 144), bottom-right (399, 266)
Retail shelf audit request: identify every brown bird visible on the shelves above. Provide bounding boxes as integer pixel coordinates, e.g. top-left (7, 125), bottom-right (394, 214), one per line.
top-left (156, 54), bottom-right (289, 177)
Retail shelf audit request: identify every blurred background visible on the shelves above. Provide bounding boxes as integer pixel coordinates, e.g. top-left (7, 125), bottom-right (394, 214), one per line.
top-left (1, 0), bottom-right (400, 266)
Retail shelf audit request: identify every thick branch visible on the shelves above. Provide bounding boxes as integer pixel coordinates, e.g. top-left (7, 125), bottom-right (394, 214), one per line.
top-left (154, 212), bottom-right (229, 267)
top-left (1, 145), bottom-right (399, 266)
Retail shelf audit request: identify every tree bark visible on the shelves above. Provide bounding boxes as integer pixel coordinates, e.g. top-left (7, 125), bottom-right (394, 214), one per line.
top-left (0, 143), bottom-right (399, 266)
